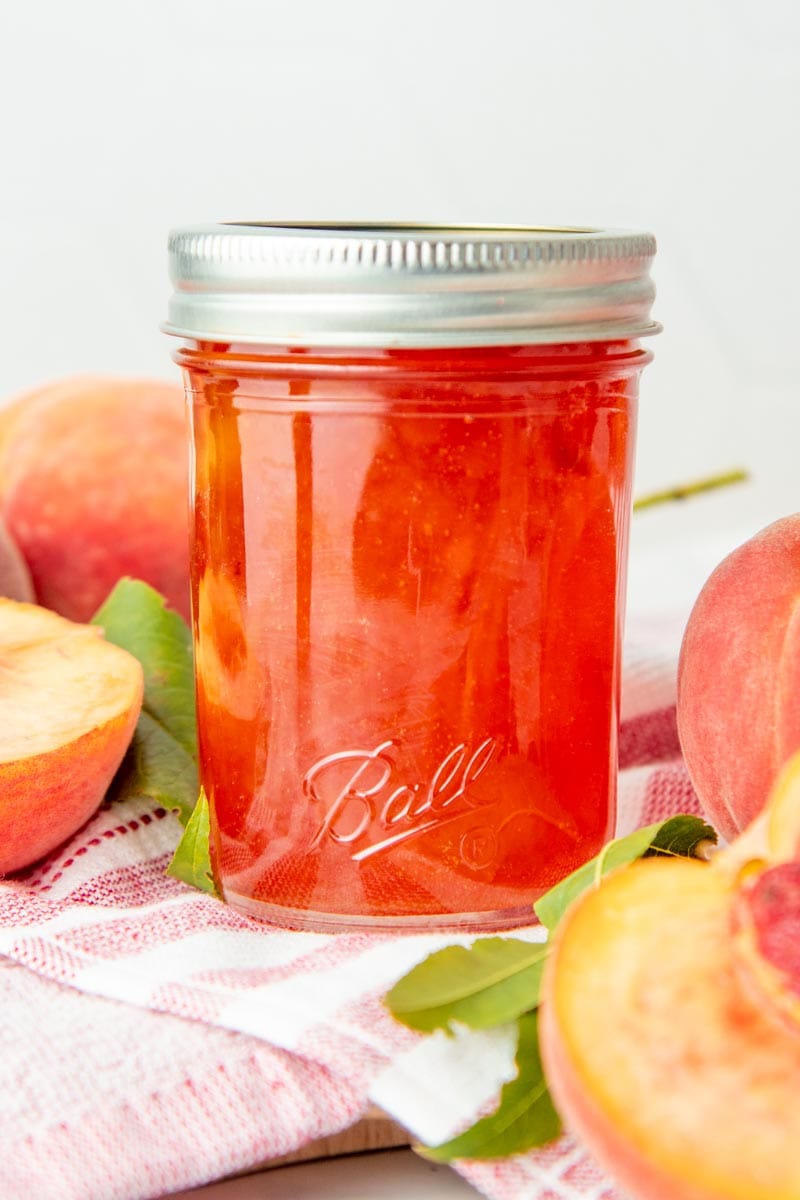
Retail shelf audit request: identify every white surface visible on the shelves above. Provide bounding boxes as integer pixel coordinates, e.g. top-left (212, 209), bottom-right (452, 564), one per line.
top-left (170, 1148), bottom-right (480, 1199)
top-left (1, 1), bottom-right (799, 500)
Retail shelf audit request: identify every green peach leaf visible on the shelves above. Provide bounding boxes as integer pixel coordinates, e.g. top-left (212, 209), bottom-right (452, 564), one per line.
top-left (166, 787), bottom-right (219, 896)
top-left (420, 1012), bottom-right (560, 1160)
top-left (534, 813), bottom-right (717, 933)
top-left (92, 578), bottom-right (198, 824)
top-left (386, 938), bottom-right (547, 1033)
top-left (645, 813), bottom-right (718, 860)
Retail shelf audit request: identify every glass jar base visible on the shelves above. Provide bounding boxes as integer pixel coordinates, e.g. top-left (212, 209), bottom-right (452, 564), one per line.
top-left (223, 888), bottom-right (540, 934)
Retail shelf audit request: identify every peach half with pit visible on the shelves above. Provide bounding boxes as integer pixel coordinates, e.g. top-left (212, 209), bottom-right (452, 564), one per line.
top-left (0, 376), bottom-right (190, 623)
top-left (677, 515), bottom-right (800, 841)
top-left (0, 599), bottom-right (143, 875)
top-left (539, 751), bottom-right (800, 1200)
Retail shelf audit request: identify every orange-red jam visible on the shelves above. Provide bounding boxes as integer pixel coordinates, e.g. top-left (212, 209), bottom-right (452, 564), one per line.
top-left (175, 338), bottom-right (648, 928)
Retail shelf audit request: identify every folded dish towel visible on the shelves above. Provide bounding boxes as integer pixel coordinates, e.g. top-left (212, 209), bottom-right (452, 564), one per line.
top-left (0, 601), bottom-right (703, 1200)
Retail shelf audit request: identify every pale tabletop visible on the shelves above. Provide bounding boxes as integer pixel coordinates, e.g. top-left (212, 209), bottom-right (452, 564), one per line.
top-left (171, 1148), bottom-right (480, 1198)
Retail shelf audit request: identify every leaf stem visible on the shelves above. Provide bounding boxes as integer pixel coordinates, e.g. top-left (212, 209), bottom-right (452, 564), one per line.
top-left (633, 468), bottom-right (749, 512)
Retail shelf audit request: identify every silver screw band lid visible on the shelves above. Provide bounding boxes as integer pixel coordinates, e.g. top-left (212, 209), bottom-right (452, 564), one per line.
top-left (164, 223), bottom-right (660, 348)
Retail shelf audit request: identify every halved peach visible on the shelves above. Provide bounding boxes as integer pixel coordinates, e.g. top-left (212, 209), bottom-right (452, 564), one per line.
top-left (0, 599), bottom-right (143, 874)
top-left (540, 754), bottom-right (800, 1200)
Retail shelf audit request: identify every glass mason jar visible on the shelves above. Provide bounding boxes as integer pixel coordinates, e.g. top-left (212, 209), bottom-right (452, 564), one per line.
top-left (165, 223), bottom-right (659, 931)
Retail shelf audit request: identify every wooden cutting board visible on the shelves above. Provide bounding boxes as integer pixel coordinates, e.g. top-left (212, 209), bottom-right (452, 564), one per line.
top-left (266, 1106), bottom-right (410, 1168)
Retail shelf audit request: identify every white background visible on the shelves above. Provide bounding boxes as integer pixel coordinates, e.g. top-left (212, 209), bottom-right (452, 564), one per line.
top-left (1, 0), bottom-right (798, 506)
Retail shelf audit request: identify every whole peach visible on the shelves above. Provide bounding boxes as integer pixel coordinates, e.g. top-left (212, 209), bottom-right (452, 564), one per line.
top-left (677, 515), bottom-right (800, 841)
top-left (0, 377), bottom-right (190, 622)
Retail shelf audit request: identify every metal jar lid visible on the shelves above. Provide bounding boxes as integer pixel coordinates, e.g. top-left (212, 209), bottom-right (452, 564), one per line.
top-left (164, 222), bottom-right (660, 348)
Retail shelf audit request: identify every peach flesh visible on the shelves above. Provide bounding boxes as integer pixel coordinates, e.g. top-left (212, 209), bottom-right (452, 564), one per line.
top-left (0, 377), bottom-right (190, 622)
top-left (540, 857), bottom-right (800, 1200)
top-left (677, 515), bottom-right (800, 841)
top-left (0, 599), bottom-right (143, 874)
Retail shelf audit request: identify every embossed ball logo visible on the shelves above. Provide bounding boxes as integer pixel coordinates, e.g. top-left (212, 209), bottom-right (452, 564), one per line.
top-left (302, 738), bottom-right (499, 864)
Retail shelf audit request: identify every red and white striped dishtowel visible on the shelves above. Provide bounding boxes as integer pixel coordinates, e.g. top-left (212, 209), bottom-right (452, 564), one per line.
top-left (0, 614), bottom-right (700, 1200)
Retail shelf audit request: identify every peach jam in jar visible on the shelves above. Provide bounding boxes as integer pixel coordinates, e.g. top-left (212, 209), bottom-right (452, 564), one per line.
top-left (165, 224), bottom-right (659, 931)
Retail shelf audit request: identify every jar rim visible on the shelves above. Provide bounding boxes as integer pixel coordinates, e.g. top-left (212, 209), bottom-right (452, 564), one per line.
top-left (164, 222), bottom-right (661, 348)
